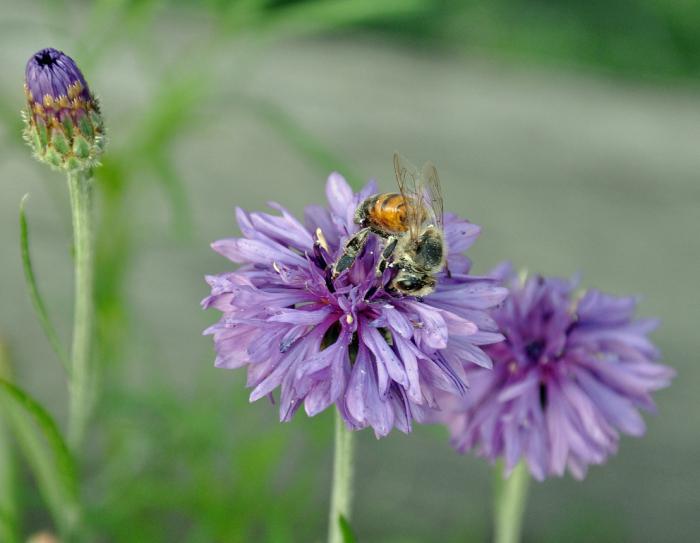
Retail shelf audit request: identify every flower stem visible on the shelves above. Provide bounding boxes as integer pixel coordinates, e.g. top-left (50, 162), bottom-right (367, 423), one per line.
top-left (66, 170), bottom-right (94, 451)
top-left (328, 410), bottom-right (355, 543)
top-left (493, 461), bottom-right (530, 543)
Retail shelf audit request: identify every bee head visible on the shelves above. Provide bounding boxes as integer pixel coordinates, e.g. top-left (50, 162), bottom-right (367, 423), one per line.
top-left (354, 198), bottom-right (371, 226)
top-left (391, 270), bottom-right (436, 298)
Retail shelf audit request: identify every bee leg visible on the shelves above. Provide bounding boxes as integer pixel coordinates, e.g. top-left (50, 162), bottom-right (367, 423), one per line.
top-left (332, 228), bottom-right (370, 278)
top-left (375, 236), bottom-right (398, 278)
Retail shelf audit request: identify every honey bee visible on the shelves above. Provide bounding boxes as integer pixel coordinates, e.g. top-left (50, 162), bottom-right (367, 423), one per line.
top-left (332, 152), bottom-right (447, 297)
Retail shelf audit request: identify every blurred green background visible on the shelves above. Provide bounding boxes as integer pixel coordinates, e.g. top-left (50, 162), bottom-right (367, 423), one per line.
top-left (0, 0), bottom-right (698, 541)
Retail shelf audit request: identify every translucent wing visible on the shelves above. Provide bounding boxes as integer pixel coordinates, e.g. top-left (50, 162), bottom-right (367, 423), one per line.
top-left (393, 151), bottom-right (424, 240)
top-left (421, 160), bottom-right (444, 230)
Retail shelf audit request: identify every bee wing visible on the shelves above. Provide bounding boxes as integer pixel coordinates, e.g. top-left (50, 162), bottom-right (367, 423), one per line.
top-left (393, 151), bottom-right (424, 240)
top-left (421, 160), bottom-right (444, 230)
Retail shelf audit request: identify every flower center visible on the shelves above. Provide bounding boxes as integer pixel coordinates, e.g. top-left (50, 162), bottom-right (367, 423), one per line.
top-left (525, 339), bottom-right (545, 363)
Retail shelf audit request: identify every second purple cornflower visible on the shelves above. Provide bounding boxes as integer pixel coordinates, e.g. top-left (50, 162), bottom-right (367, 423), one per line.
top-left (203, 173), bottom-right (508, 437)
top-left (441, 265), bottom-right (675, 479)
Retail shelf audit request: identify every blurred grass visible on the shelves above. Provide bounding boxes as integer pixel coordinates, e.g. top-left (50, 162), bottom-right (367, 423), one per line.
top-left (176, 0), bottom-right (700, 81)
top-left (89, 381), bottom-right (328, 541)
top-left (239, 93), bottom-right (363, 188)
top-left (366, 0), bottom-right (700, 80)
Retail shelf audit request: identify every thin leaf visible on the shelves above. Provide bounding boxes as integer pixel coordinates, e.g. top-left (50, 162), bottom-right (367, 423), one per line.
top-left (338, 514), bottom-right (357, 543)
top-left (0, 378), bottom-right (80, 537)
top-left (19, 195), bottom-right (70, 373)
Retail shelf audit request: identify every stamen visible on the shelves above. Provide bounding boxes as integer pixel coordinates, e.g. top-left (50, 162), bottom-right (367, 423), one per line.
top-left (315, 227), bottom-right (329, 252)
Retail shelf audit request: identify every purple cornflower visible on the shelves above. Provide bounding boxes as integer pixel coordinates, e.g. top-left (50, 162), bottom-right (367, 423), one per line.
top-left (23, 48), bottom-right (104, 171)
top-left (203, 174), bottom-right (508, 437)
top-left (441, 265), bottom-right (675, 479)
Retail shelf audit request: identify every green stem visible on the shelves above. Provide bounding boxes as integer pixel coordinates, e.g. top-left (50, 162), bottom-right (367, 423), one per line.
top-left (327, 411), bottom-right (355, 543)
top-left (66, 170), bottom-right (95, 452)
top-left (493, 461), bottom-right (530, 543)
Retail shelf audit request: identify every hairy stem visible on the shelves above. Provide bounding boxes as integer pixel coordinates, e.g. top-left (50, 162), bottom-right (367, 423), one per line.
top-left (493, 461), bottom-right (530, 543)
top-left (328, 410), bottom-right (355, 543)
top-left (66, 170), bottom-right (94, 451)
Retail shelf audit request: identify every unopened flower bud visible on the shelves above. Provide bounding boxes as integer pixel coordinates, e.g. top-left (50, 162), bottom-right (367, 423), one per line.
top-left (23, 48), bottom-right (105, 172)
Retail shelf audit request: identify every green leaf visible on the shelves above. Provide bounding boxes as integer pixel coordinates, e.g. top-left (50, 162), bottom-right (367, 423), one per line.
top-left (338, 514), bottom-right (357, 543)
top-left (0, 368), bottom-right (18, 543)
top-left (19, 195), bottom-right (71, 374)
top-left (0, 508), bottom-right (18, 543)
top-left (0, 378), bottom-right (81, 537)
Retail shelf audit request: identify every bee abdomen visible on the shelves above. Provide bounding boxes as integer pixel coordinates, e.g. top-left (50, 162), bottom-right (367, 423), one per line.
top-left (369, 193), bottom-right (409, 233)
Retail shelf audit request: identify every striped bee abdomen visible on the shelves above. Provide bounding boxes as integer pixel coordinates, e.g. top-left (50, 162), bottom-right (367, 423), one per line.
top-left (367, 193), bottom-right (410, 233)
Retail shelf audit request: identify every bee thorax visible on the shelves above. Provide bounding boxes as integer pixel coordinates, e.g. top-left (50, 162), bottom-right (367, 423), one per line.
top-left (415, 228), bottom-right (445, 272)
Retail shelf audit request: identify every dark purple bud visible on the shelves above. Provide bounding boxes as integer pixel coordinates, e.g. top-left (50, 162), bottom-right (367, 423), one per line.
top-left (22, 48), bottom-right (105, 172)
